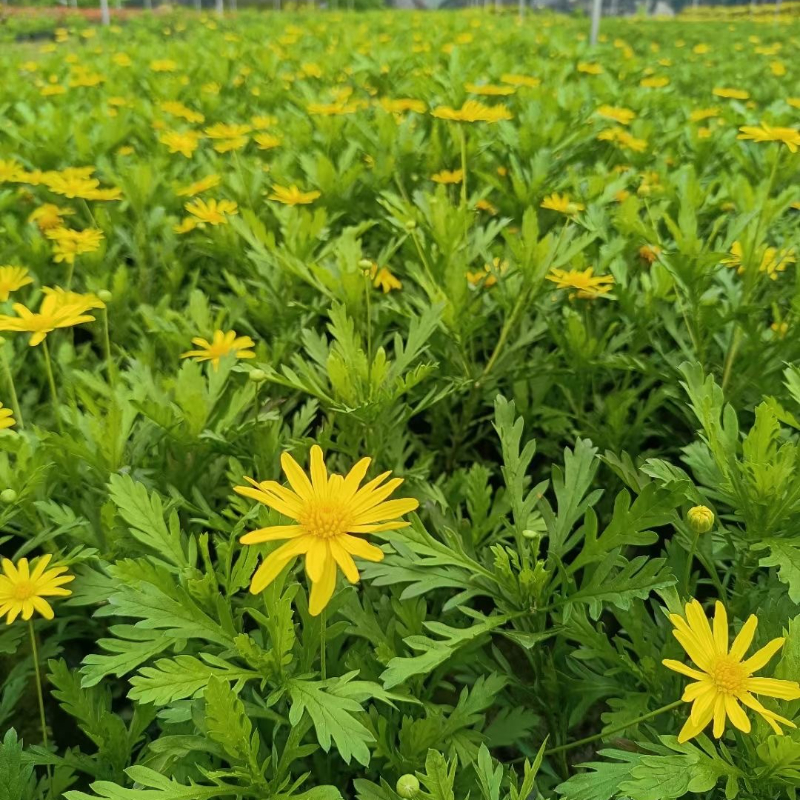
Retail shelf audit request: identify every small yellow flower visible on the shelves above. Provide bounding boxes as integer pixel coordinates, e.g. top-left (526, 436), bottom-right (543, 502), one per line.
top-left (268, 184), bottom-right (321, 206)
top-left (159, 130), bottom-right (203, 158)
top-left (0, 266), bottom-right (34, 301)
top-left (640, 76), bottom-right (670, 88)
top-left (181, 329), bottom-right (256, 370)
top-left (500, 73), bottom-right (540, 88)
top-left (150, 59), bottom-right (178, 72)
top-left (690, 108), bottom-right (720, 122)
top-left (639, 244), bottom-right (662, 264)
top-left (664, 600), bottom-right (800, 742)
top-left (0, 401), bottom-right (15, 431)
top-left (176, 175), bottom-right (221, 198)
top-left (234, 445), bottom-right (418, 615)
top-left (252, 115), bottom-right (278, 129)
top-left (379, 98), bottom-right (426, 114)
top-left (367, 264), bottom-right (402, 293)
top-left (41, 286), bottom-right (106, 313)
top-left (45, 227), bottom-right (104, 265)
top-left (465, 83), bottom-right (515, 97)
top-left (431, 169), bottom-right (463, 185)
top-left (467, 257), bottom-right (507, 289)
top-left (255, 133), bottom-right (281, 151)
top-left (577, 62), bottom-right (603, 75)
top-left (0, 294), bottom-right (95, 346)
top-left (771, 321), bottom-right (789, 339)
top-left (475, 198), bottom-right (498, 215)
top-left (204, 122), bottom-right (252, 140)
top-left (307, 101), bottom-right (360, 117)
top-left (0, 555), bottom-right (74, 624)
top-left (738, 123), bottom-right (800, 153)
top-left (541, 193), bottom-right (584, 215)
top-left (596, 105), bottom-right (636, 126)
top-left (184, 199), bottom-right (238, 226)
top-left (714, 87), bottom-right (750, 100)
top-left (546, 267), bottom-right (614, 299)
top-left (160, 101), bottom-right (204, 124)
top-left (431, 100), bottom-right (512, 123)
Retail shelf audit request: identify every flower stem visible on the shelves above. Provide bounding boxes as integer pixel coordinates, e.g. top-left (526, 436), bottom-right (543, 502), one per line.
top-left (684, 531), bottom-right (700, 596)
top-left (0, 344), bottom-right (23, 429)
top-left (320, 607), bottom-right (327, 681)
top-left (28, 621), bottom-right (49, 748)
top-left (102, 307), bottom-right (116, 390)
top-left (42, 339), bottom-right (62, 432)
top-left (544, 699), bottom-right (684, 756)
top-left (458, 124), bottom-right (468, 209)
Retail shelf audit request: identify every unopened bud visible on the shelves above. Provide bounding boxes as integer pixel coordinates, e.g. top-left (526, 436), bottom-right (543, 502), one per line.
top-left (687, 505), bottom-right (714, 534)
top-left (358, 259), bottom-right (373, 270)
top-left (248, 369), bottom-right (267, 383)
top-left (0, 489), bottom-right (18, 503)
top-left (396, 775), bottom-right (420, 799)
top-left (404, 219), bottom-right (416, 230)
top-left (97, 289), bottom-right (113, 303)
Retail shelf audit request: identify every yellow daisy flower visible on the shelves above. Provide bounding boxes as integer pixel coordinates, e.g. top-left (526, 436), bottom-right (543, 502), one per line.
top-left (540, 193), bottom-right (584, 215)
top-left (0, 554), bottom-right (74, 624)
top-left (664, 600), bottom-right (800, 742)
top-left (181, 329), bottom-right (256, 370)
top-left (0, 402), bottom-right (16, 431)
top-left (234, 445), bottom-right (418, 615)
top-left (0, 295), bottom-right (95, 346)
top-left (546, 267), bottom-right (614, 299)
top-left (268, 184), bottom-right (321, 205)
top-left (0, 266), bottom-right (34, 301)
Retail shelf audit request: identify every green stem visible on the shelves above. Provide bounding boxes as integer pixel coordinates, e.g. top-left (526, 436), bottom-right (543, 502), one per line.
top-left (102, 307), bottom-right (115, 390)
top-left (42, 339), bottom-right (62, 432)
top-left (544, 700), bottom-right (684, 756)
top-left (365, 273), bottom-right (373, 384)
top-left (65, 259), bottom-right (75, 291)
top-left (684, 531), bottom-right (700, 596)
top-left (320, 608), bottom-right (327, 681)
top-left (458, 124), bottom-right (468, 209)
top-left (0, 344), bottom-right (23, 429)
top-left (29, 621), bottom-right (48, 748)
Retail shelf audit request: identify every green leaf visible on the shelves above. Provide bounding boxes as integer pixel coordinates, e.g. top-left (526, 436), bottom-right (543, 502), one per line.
top-left (556, 748), bottom-right (642, 800)
top-left (419, 750), bottom-right (456, 800)
top-left (287, 674), bottom-right (375, 766)
top-left (757, 540), bottom-right (800, 603)
top-left (108, 474), bottom-right (192, 570)
top-left (0, 729), bottom-right (35, 800)
top-left (64, 766), bottom-right (236, 800)
top-left (203, 676), bottom-right (256, 763)
top-left (129, 655), bottom-right (259, 705)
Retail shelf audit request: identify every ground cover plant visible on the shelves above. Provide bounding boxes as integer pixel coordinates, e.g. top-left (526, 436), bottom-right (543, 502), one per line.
top-left (1, 5), bottom-right (800, 799)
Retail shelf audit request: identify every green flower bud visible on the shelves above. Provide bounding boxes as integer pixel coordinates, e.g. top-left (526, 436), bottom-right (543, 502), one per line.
top-left (248, 369), bottom-right (267, 383)
top-left (396, 775), bottom-right (420, 799)
top-left (97, 289), bottom-right (113, 303)
top-left (358, 258), bottom-right (373, 270)
top-left (0, 489), bottom-right (18, 504)
top-left (404, 219), bottom-right (417, 230)
top-left (687, 505), bottom-right (714, 534)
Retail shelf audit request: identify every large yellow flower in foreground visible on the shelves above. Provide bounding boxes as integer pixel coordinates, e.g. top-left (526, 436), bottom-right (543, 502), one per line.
top-left (664, 600), bottom-right (800, 742)
top-left (738, 123), bottom-right (800, 153)
top-left (235, 446), bottom-right (418, 615)
top-left (181, 329), bottom-right (256, 369)
top-left (0, 554), bottom-right (74, 624)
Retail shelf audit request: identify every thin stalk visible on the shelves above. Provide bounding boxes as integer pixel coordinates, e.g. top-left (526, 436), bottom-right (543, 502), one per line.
top-left (102, 307), bottom-right (115, 390)
top-left (0, 345), bottom-right (23, 429)
top-left (365, 273), bottom-right (373, 381)
top-left (683, 531), bottom-right (700, 596)
top-left (320, 608), bottom-right (327, 681)
top-left (544, 700), bottom-right (684, 755)
top-left (42, 339), bottom-right (62, 432)
top-left (29, 621), bottom-right (49, 749)
top-left (458, 124), bottom-right (468, 209)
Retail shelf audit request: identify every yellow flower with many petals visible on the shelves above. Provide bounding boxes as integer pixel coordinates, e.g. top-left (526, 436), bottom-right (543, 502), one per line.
top-left (738, 123), bottom-right (800, 153)
top-left (379, 98), bottom-right (426, 114)
top-left (159, 130), bottom-right (203, 158)
top-left (150, 59), bottom-right (178, 72)
top-left (690, 107), bottom-right (720, 122)
top-left (255, 133), bottom-right (281, 151)
top-left (184, 199), bottom-right (238, 226)
top-left (234, 445), bottom-right (418, 615)
top-left (541, 193), bottom-right (584, 215)
top-left (546, 267), bottom-right (614, 299)
top-left (431, 169), bottom-right (463, 184)
top-left (640, 76), bottom-right (670, 88)
top-left (500, 73), bottom-right (541, 88)
top-left (181, 329), bottom-right (256, 370)
top-left (160, 100), bottom-right (204, 124)
top-left (268, 184), bottom-right (321, 206)
top-left (0, 294), bottom-right (95, 346)
top-left (45, 227), bottom-right (104, 265)
top-left (0, 266), bottom-right (34, 301)
top-left (596, 105), bottom-right (636, 126)
top-left (714, 87), bottom-right (750, 100)
top-left (577, 62), bottom-right (603, 75)
top-left (0, 554), bottom-right (74, 624)
top-left (176, 175), bottom-right (221, 197)
top-left (431, 100), bottom-right (512, 123)
top-left (664, 600), bottom-right (800, 743)
top-left (29, 203), bottom-right (74, 232)
top-left (0, 402), bottom-right (15, 431)
top-left (367, 264), bottom-right (402, 293)
top-left (41, 286), bottom-right (106, 313)
top-left (204, 122), bottom-right (252, 139)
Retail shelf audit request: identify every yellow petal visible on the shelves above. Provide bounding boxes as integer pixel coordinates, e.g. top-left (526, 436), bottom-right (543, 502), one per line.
top-left (729, 615), bottom-right (758, 661)
top-left (330, 538), bottom-right (360, 583)
top-left (724, 695), bottom-right (751, 733)
top-left (31, 596), bottom-right (54, 620)
top-left (683, 680), bottom-right (714, 702)
top-left (673, 630), bottom-right (715, 672)
top-left (240, 525), bottom-right (304, 545)
top-left (691, 684), bottom-right (718, 725)
top-left (249, 536), bottom-right (311, 594)
top-left (741, 637), bottom-right (785, 675)
top-left (305, 539), bottom-right (329, 583)
top-left (685, 599), bottom-right (717, 656)
top-left (745, 677), bottom-right (800, 700)
top-left (712, 693), bottom-right (727, 738)
top-left (309, 445), bottom-right (328, 496)
top-left (308, 556), bottom-right (337, 616)
top-left (663, 659), bottom-right (708, 680)
top-left (339, 534), bottom-right (385, 562)
top-left (352, 498), bottom-right (419, 526)
top-left (280, 452), bottom-right (314, 501)
top-left (341, 457), bottom-right (371, 499)
top-left (713, 601), bottom-right (728, 655)
top-left (678, 701), bottom-right (714, 743)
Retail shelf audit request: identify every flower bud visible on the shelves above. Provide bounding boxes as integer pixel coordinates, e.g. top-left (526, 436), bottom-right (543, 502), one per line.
top-left (396, 775), bottom-right (420, 799)
top-left (404, 219), bottom-right (417, 230)
top-left (0, 489), bottom-right (18, 504)
top-left (248, 369), bottom-right (267, 383)
top-left (357, 259), bottom-right (373, 270)
top-left (97, 289), bottom-right (113, 303)
top-left (687, 505), bottom-right (714, 534)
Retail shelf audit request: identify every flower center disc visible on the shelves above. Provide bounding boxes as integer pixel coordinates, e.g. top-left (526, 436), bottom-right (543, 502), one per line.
top-left (301, 502), bottom-right (350, 539)
top-left (12, 580), bottom-right (34, 601)
top-left (711, 657), bottom-right (745, 694)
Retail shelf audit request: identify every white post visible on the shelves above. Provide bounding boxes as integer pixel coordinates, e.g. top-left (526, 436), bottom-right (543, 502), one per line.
top-left (590, 0), bottom-right (601, 44)
top-left (518, 0), bottom-right (524, 17)
top-left (216, 0), bottom-right (223, 15)
top-left (144, 0), bottom-right (151, 10)
top-left (100, 0), bottom-right (110, 23)
top-left (195, 0), bottom-right (200, 8)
